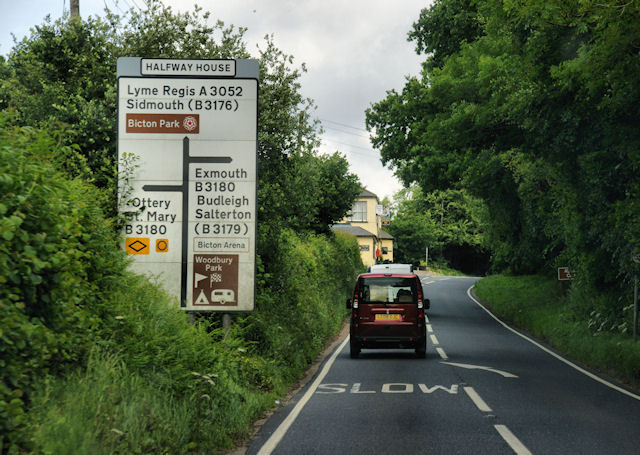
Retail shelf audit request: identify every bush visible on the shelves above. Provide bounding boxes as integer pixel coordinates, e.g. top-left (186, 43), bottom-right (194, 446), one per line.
top-left (0, 116), bottom-right (127, 452)
top-left (237, 229), bottom-right (363, 381)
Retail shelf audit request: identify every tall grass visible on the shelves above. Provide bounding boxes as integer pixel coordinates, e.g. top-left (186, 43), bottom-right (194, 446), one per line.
top-left (25, 232), bottom-right (362, 453)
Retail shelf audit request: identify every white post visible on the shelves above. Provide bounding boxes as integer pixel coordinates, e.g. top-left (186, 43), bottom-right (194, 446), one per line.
top-left (425, 247), bottom-right (429, 269)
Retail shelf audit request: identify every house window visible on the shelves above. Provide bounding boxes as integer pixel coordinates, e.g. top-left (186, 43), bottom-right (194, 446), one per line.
top-left (381, 247), bottom-right (388, 254)
top-left (349, 201), bottom-right (367, 222)
top-left (360, 245), bottom-right (370, 251)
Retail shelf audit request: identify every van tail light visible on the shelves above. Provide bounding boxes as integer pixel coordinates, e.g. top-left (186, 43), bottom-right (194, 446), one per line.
top-left (417, 290), bottom-right (423, 309)
top-left (352, 294), bottom-right (359, 326)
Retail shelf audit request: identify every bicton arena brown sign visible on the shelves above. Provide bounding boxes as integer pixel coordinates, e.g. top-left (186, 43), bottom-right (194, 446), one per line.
top-left (126, 113), bottom-right (200, 134)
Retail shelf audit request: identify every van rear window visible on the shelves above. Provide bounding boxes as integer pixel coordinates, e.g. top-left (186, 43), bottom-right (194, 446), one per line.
top-left (361, 277), bottom-right (415, 304)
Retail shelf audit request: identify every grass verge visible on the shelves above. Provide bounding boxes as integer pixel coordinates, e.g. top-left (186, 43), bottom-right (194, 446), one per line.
top-left (473, 274), bottom-right (640, 391)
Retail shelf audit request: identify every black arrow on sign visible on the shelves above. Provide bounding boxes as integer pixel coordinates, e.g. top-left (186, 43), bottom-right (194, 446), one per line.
top-left (143, 136), bottom-right (232, 306)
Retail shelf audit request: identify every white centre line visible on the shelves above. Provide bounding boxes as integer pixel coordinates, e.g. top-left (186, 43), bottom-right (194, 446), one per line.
top-left (463, 386), bottom-right (493, 412)
top-left (436, 347), bottom-right (448, 360)
top-left (494, 425), bottom-right (532, 455)
top-left (257, 336), bottom-right (349, 455)
top-left (430, 334), bottom-right (439, 345)
top-left (427, 324), bottom-right (434, 333)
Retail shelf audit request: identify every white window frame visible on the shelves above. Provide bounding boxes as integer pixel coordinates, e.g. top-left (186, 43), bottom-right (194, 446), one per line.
top-left (349, 201), bottom-right (367, 222)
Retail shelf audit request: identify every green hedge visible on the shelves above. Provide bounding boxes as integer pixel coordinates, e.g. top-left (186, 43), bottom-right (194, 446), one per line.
top-left (0, 114), bottom-right (364, 453)
top-left (0, 118), bottom-right (127, 452)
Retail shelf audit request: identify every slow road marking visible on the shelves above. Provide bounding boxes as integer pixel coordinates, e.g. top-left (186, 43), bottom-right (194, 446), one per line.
top-left (316, 383), bottom-right (459, 394)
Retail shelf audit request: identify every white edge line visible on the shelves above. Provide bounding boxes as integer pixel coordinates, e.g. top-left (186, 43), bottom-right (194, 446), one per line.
top-left (467, 285), bottom-right (640, 401)
top-left (257, 335), bottom-right (349, 455)
top-left (494, 424), bottom-right (532, 455)
top-left (463, 386), bottom-right (492, 412)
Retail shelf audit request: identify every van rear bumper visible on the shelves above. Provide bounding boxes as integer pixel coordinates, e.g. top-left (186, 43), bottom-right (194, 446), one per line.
top-left (351, 335), bottom-right (426, 350)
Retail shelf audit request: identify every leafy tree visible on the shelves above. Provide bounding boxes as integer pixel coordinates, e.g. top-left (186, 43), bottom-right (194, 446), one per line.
top-left (409, 0), bottom-right (482, 70)
top-left (388, 186), bottom-right (487, 272)
top-left (387, 187), bottom-right (438, 265)
top-left (367, 0), bottom-right (640, 295)
top-left (311, 152), bottom-right (361, 234)
top-left (0, 16), bottom-right (118, 187)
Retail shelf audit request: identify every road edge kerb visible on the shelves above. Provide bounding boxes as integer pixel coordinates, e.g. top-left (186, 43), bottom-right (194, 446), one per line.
top-left (222, 318), bottom-right (350, 455)
top-left (467, 285), bottom-right (640, 401)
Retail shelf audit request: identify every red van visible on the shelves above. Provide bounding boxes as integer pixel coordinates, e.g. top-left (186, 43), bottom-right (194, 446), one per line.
top-left (347, 272), bottom-right (429, 358)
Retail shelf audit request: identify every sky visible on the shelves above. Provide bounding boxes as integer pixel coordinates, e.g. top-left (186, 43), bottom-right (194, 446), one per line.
top-left (0, 0), bottom-right (430, 201)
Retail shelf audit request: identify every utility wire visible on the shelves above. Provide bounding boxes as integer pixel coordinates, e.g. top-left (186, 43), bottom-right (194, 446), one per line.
top-left (321, 138), bottom-right (381, 157)
top-left (322, 124), bottom-right (370, 139)
top-left (319, 118), bottom-right (369, 133)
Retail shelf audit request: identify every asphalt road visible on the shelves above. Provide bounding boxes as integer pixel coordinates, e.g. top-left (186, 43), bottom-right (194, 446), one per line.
top-left (246, 275), bottom-right (640, 454)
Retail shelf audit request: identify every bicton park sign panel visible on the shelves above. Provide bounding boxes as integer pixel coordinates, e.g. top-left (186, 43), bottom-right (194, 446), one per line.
top-left (117, 58), bottom-right (258, 312)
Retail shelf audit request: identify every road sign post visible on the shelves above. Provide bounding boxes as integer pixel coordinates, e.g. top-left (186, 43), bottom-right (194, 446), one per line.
top-left (117, 57), bottom-right (258, 313)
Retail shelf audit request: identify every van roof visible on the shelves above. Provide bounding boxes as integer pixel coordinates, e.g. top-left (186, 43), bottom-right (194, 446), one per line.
top-left (359, 272), bottom-right (417, 278)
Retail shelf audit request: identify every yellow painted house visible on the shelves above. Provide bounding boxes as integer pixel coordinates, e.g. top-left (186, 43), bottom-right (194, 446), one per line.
top-left (332, 188), bottom-right (394, 267)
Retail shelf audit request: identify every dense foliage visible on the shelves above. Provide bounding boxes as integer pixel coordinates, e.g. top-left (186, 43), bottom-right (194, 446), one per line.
top-left (0, 117), bottom-right (128, 451)
top-left (388, 186), bottom-right (488, 274)
top-left (0, 1), bottom-right (364, 452)
top-left (367, 0), bottom-right (640, 321)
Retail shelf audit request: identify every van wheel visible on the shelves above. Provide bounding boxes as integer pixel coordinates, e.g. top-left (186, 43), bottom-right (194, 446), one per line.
top-left (350, 339), bottom-right (361, 358)
top-left (415, 339), bottom-right (426, 358)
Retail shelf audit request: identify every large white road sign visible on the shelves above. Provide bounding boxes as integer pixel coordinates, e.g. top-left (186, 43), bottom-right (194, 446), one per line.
top-left (117, 57), bottom-right (258, 312)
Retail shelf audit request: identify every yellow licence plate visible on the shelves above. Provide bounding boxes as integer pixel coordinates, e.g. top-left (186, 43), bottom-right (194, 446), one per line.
top-left (375, 314), bottom-right (402, 321)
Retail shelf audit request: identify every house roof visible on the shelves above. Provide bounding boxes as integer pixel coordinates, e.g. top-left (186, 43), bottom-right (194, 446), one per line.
top-left (331, 224), bottom-right (376, 238)
top-left (379, 229), bottom-right (394, 240)
top-left (359, 188), bottom-right (378, 199)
